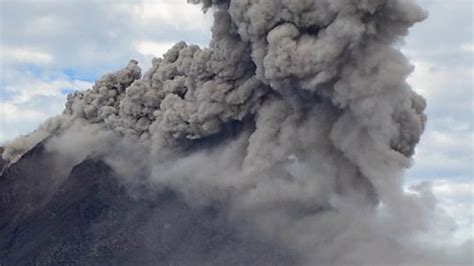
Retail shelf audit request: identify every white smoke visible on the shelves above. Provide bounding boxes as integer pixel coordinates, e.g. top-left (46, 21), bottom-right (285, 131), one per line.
top-left (2, 0), bottom-right (471, 265)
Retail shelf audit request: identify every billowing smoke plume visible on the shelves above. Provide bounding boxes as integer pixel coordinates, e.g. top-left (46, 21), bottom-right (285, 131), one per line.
top-left (2, 0), bottom-right (470, 265)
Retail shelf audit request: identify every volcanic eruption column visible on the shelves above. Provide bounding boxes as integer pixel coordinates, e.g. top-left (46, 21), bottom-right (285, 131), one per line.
top-left (4, 0), bottom-right (442, 264)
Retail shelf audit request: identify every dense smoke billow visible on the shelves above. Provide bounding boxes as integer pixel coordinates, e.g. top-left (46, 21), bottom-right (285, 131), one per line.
top-left (2, 0), bottom-right (471, 265)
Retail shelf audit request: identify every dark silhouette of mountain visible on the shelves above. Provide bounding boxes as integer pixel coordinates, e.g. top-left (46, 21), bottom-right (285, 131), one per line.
top-left (0, 147), bottom-right (8, 176)
top-left (0, 143), bottom-right (295, 265)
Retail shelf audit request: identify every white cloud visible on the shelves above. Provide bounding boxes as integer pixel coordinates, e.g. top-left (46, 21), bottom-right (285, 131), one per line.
top-left (423, 129), bottom-right (473, 152)
top-left (408, 59), bottom-right (474, 106)
top-left (405, 178), bottom-right (473, 246)
top-left (432, 179), bottom-right (473, 244)
top-left (0, 68), bottom-right (93, 142)
top-left (1, 46), bottom-right (53, 65)
top-left (404, 0), bottom-right (473, 66)
top-left (115, 1), bottom-right (212, 31)
top-left (407, 57), bottom-right (473, 182)
top-left (413, 151), bottom-right (472, 175)
top-left (2, 69), bottom-right (93, 103)
top-left (432, 180), bottom-right (473, 199)
top-left (0, 102), bottom-right (47, 122)
top-left (136, 40), bottom-right (177, 57)
top-left (27, 15), bottom-right (67, 36)
top-left (0, 94), bottom-right (66, 143)
top-left (461, 43), bottom-right (474, 54)
top-left (0, 0), bottom-right (212, 71)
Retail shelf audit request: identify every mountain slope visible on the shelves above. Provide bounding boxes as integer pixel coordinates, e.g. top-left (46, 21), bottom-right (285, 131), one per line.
top-left (0, 144), bottom-right (295, 265)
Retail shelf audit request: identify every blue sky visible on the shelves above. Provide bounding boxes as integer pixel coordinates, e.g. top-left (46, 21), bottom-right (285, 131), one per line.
top-left (404, 1), bottom-right (473, 186)
top-left (0, 0), bottom-right (472, 243)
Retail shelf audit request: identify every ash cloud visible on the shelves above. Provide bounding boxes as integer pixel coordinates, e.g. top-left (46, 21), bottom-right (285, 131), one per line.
top-left (2, 0), bottom-right (471, 265)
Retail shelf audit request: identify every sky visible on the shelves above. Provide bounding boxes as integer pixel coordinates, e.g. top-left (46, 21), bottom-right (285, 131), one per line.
top-left (0, 0), bottom-right (473, 244)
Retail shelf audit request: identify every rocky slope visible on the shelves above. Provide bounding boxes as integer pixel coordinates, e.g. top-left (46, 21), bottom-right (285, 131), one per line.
top-left (0, 143), bottom-right (295, 265)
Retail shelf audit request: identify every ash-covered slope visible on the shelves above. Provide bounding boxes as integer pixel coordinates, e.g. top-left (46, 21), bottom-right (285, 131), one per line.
top-left (0, 143), bottom-right (295, 265)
